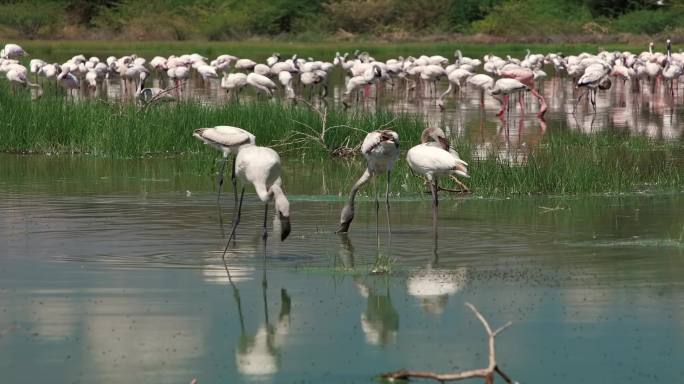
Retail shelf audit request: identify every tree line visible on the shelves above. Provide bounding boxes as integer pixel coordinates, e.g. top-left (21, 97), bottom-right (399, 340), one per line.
top-left (0, 0), bottom-right (679, 40)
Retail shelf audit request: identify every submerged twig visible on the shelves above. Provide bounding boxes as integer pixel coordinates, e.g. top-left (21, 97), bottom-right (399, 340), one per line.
top-left (538, 205), bottom-right (567, 214)
top-left (379, 302), bottom-right (517, 383)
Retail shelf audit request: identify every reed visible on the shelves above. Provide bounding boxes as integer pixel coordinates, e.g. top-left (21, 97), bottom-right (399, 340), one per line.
top-left (14, 40), bottom-right (641, 63)
top-left (1, 86), bottom-right (682, 197)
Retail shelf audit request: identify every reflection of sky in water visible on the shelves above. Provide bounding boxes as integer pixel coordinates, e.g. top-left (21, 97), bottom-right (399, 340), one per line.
top-left (1, 156), bottom-right (684, 382)
top-left (407, 267), bottom-right (467, 315)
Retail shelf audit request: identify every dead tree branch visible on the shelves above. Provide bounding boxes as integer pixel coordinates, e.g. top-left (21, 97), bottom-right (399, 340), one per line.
top-left (139, 82), bottom-right (183, 112)
top-left (274, 97), bottom-right (365, 155)
top-left (379, 302), bottom-right (517, 383)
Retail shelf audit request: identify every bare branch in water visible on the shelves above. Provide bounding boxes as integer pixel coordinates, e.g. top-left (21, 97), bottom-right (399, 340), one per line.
top-left (379, 303), bottom-right (517, 383)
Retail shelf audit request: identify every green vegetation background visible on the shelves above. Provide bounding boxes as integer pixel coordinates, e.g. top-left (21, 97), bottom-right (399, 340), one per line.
top-left (0, 0), bottom-right (682, 42)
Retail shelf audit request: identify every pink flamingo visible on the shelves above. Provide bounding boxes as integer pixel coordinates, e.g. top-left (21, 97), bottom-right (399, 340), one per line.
top-left (498, 67), bottom-right (547, 117)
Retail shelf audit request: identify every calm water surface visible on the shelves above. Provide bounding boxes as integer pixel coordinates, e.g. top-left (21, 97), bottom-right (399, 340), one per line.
top-left (1, 154), bottom-right (684, 383)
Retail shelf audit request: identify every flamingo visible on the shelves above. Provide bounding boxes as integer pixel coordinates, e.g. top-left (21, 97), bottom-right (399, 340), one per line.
top-left (57, 69), bottom-right (80, 96)
top-left (300, 70), bottom-right (328, 99)
top-left (498, 67), bottom-right (547, 116)
top-left (37, 63), bottom-right (60, 80)
top-left (246, 73), bottom-right (277, 97)
top-left (136, 71), bottom-right (175, 103)
top-left (235, 58), bottom-right (257, 72)
top-left (221, 143), bottom-right (292, 252)
top-left (662, 39), bottom-right (683, 94)
top-left (438, 68), bottom-right (471, 110)
top-left (343, 64), bottom-right (383, 107)
top-left (5, 67), bottom-right (41, 95)
top-left (221, 73), bottom-right (248, 99)
top-left (278, 71), bottom-right (295, 99)
top-left (406, 128), bottom-right (469, 213)
top-left (576, 63), bottom-right (612, 112)
top-left (266, 52), bottom-right (281, 67)
top-left (29, 59), bottom-right (46, 81)
top-left (489, 78), bottom-right (529, 116)
top-left (197, 64), bottom-right (219, 84)
top-left (466, 73), bottom-right (494, 107)
top-left (336, 130), bottom-right (400, 233)
top-left (1, 43), bottom-right (28, 59)
top-left (193, 126), bottom-right (256, 206)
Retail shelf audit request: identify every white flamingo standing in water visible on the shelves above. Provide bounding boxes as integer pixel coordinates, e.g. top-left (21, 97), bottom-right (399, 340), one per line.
top-left (336, 130), bottom-right (400, 233)
top-left (407, 128), bottom-right (469, 214)
top-left (221, 143), bottom-right (292, 259)
top-left (193, 126), bottom-right (256, 206)
top-left (467, 74), bottom-right (494, 108)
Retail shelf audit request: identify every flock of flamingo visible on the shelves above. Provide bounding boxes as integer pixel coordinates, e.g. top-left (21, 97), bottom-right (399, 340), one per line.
top-left (192, 122), bottom-right (467, 249)
top-left (2, 40), bottom-right (683, 242)
top-left (2, 40), bottom-right (683, 116)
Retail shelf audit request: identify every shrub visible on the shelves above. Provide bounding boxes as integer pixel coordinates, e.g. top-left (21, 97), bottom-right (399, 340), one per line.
top-left (0, 0), bottom-right (66, 39)
top-left (472, 0), bottom-right (592, 37)
top-left (611, 7), bottom-right (684, 35)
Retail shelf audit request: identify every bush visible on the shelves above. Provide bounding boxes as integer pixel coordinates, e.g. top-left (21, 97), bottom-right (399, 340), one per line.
top-left (93, 0), bottom-right (197, 40)
top-left (472, 0), bottom-right (592, 37)
top-left (0, 1), bottom-right (66, 39)
top-left (611, 7), bottom-right (684, 35)
top-left (324, 0), bottom-right (398, 34)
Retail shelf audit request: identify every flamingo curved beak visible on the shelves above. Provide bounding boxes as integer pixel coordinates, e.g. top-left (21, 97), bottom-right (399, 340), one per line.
top-left (438, 136), bottom-right (450, 150)
top-left (280, 213), bottom-right (291, 241)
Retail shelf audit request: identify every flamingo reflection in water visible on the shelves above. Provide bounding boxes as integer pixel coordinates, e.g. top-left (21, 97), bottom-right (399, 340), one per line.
top-left (337, 234), bottom-right (399, 346)
top-left (221, 245), bottom-right (291, 377)
top-left (407, 216), bottom-right (467, 315)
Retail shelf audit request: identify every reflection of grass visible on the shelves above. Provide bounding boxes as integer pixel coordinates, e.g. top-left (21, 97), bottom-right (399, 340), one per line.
top-left (1, 86), bottom-right (683, 197)
top-left (296, 256), bottom-right (397, 277)
top-left (370, 254), bottom-right (395, 275)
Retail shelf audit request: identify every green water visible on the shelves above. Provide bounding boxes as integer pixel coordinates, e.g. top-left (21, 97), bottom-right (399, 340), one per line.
top-left (1, 154), bottom-right (684, 383)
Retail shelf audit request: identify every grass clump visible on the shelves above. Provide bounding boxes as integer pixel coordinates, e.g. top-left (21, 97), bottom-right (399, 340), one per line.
top-left (0, 86), bottom-right (422, 157)
top-left (1, 86), bottom-right (683, 197)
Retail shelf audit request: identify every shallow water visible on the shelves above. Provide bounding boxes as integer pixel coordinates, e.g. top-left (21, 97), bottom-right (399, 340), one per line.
top-left (1, 155), bottom-right (684, 383)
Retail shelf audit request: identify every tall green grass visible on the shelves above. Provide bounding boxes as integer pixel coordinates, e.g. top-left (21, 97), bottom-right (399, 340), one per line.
top-left (0, 86), bottom-right (422, 157)
top-left (14, 40), bottom-right (642, 63)
top-left (1, 86), bottom-right (682, 197)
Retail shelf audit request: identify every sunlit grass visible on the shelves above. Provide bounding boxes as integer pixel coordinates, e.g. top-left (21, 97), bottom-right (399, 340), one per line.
top-left (13, 40), bottom-right (642, 63)
top-left (1, 86), bottom-right (682, 197)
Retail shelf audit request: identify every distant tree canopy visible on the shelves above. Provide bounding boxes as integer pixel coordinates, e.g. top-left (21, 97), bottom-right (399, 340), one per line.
top-left (0, 0), bottom-right (681, 39)
top-left (584, 0), bottom-right (660, 17)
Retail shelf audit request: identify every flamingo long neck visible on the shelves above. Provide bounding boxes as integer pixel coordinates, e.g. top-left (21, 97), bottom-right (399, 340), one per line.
top-left (346, 169), bottom-right (371, 207)
top-left (138, 76), bottom-right (145, 93)
top-left (253, 181), bottom-right (271, 203)
top-left (270, 183), bottom-right (290, 218)
top-left (420, 129), bottom-right (430, 143)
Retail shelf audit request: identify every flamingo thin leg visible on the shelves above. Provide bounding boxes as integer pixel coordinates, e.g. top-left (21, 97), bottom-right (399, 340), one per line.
top-left (262, 202), bottom-right (269, 241)
top-left (222, 187), bottom-right (245, 263)
top-left (430, 181), bottom-right (439, 219)
top-left (216, 155), bottom-right (228, 204)
top-left (385, 171), bottom-right (391, 235)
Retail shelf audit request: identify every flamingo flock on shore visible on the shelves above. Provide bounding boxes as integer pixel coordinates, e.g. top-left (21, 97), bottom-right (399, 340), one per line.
top-left (3, 41), bottom-right (684, 116)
